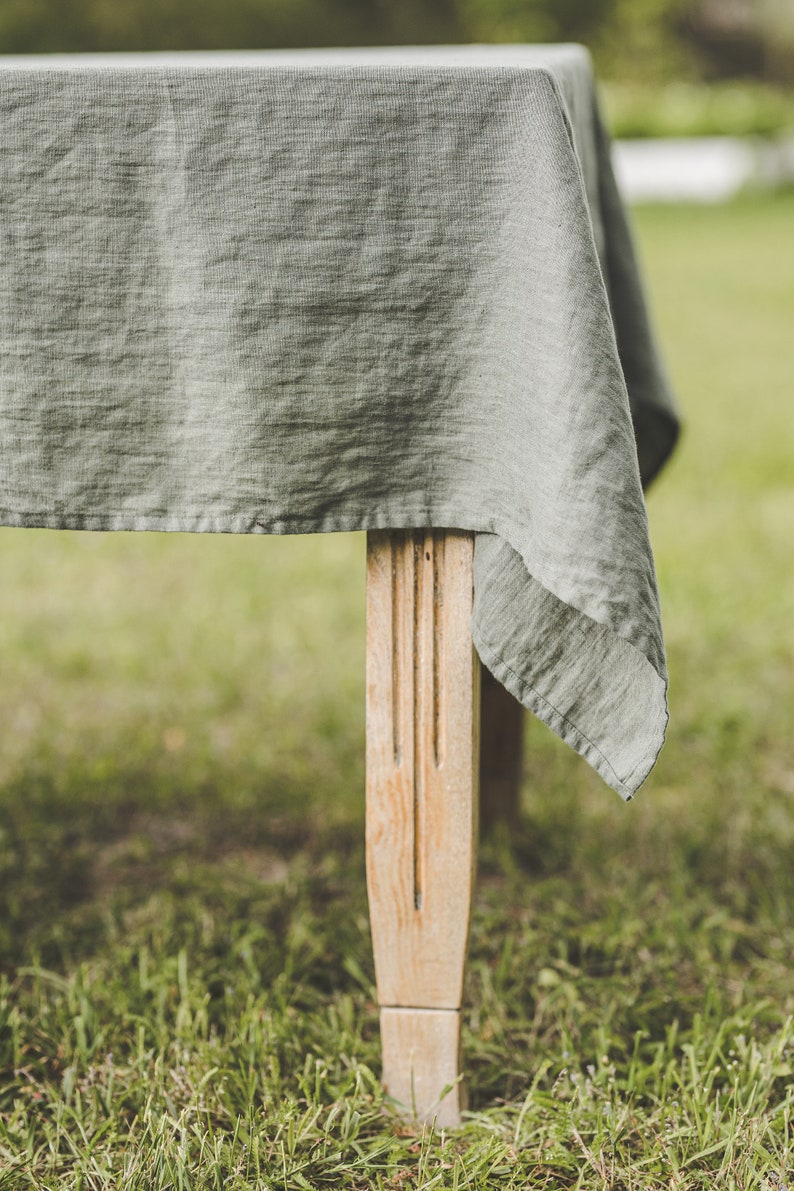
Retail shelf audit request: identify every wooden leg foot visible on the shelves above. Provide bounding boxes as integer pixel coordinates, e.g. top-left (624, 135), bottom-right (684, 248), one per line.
top-left (380, 1007), bottom-right (463, 1127)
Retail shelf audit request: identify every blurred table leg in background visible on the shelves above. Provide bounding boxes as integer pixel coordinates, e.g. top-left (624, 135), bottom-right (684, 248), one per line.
top-left (479, 663), bottom-right (524, 834)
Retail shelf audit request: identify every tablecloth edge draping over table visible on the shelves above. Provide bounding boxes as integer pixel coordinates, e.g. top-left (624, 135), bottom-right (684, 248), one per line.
top-left (0, 46), bottom-right (680, 802)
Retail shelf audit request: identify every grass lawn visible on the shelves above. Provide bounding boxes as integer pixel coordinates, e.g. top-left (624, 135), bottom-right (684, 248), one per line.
top-left (1, 192), bottom-right (793, 1188)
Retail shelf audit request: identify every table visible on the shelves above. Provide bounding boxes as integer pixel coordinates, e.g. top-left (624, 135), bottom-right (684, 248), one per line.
top-left (0, 46), bottom-right (678, 1125)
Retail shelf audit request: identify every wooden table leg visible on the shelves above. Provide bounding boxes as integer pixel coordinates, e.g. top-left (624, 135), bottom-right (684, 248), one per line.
top-left (479, 664), bottom-right (524, 834)
top-left (366, 529), bottom-right (479, 1128)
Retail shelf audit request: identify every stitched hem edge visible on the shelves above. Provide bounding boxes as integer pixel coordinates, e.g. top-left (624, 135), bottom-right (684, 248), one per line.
top-left (473, 628), bottom-right (669, 802)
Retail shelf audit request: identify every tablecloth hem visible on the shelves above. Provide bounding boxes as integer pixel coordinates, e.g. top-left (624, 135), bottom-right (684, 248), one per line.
top-left (2, 506), bottom-right (669, 799)
top-left (0, 507), bottom-right (485, 536)
top-left (473, 629), bottom-right (668, 801)
top-left (6, 504), bottom-right (646, 583)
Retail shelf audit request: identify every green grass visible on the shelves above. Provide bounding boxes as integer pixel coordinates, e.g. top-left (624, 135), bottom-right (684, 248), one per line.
top-left (1, 192), bottom-right (794, 1188)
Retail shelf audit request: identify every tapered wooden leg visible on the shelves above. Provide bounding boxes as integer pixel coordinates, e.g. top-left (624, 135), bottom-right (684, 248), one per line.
top-left (366, 529), bottom-right (479, 1128)
top-left (479, 664), bottom-right (524, 834)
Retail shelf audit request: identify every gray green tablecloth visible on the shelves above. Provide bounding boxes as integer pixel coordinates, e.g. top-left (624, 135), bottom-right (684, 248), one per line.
top-left (0, 46), bottom-right (679, 799)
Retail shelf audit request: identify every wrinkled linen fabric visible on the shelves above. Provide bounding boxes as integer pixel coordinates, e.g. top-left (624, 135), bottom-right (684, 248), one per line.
top-left (0, 46), bottom-right (679, 800)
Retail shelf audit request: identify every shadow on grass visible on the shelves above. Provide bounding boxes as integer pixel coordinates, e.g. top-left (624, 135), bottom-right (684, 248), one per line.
top-left (3, 728), bottom-right (794, 1113)
top-left (0, 757), bottom-right (366, 974)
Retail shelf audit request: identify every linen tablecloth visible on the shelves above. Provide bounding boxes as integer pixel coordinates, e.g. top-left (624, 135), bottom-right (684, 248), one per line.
top-left (0, 46), bottom-right (678, 800)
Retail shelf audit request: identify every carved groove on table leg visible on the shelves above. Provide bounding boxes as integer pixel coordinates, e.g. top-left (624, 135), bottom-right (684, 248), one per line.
top-left (366, 529), bottom-right (479, 1127)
